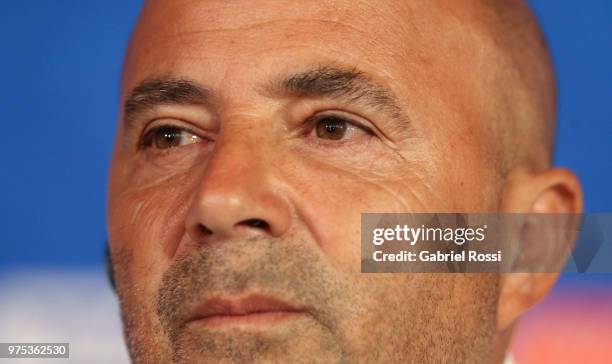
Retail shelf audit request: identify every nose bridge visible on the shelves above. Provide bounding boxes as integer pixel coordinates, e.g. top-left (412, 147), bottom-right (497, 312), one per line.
top-left (204, 119), bottom-right (277, 193)
top-left (207, 127), bottom-right (262, 184)
top-left (185, 119), bottom-right (291, 244)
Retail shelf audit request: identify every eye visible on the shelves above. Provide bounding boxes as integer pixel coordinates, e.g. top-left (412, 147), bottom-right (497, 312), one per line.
top-left (312, 115), bottom-right (372, 141)
top-left (141, 125), bottom-right (201, 149)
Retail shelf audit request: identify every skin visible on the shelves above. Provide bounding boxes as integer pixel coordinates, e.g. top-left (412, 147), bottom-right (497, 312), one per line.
top-left (107, 0), bottom-right (583, 363)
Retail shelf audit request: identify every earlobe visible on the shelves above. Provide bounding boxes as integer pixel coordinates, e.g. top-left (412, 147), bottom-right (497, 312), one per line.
top-left (496, 167), bottom-right (583, 331)
top-left (497, 272), bottom-right (558, 330)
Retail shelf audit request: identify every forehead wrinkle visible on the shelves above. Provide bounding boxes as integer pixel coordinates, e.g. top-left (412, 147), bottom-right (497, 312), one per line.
top-left (137, 0), bottom-right (412, 52)
top-left (122, 14), bottom-right (407, 95)
top-left (125, 0), bottom-right (425, 86)
top-left (143, 0), bottom-right (403, 27)
top-left (150, 18), bottom-right (368, 39)
top-left (137, 18), bottom-right (404, 64)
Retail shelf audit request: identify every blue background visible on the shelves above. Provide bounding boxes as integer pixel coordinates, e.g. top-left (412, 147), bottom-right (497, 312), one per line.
top-left (0, 1), bottom-right (610, 269)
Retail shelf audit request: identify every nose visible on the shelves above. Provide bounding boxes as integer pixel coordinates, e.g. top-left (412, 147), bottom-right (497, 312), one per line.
top-left (185, 133), bottom-right (292, 244)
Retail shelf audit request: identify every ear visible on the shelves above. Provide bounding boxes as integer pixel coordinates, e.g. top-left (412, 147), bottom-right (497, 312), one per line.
top-left (496, 167), bottom-right (583, 330)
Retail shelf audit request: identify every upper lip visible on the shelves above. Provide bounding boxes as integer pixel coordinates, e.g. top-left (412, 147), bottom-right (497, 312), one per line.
top-left (189, 293), bottom-right (304, 321)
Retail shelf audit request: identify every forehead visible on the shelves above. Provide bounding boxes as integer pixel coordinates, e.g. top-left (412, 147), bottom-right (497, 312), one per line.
top-left (133, 0), bottom-right (413, 53)
top-left (123, 0), bottom-right (493, 91)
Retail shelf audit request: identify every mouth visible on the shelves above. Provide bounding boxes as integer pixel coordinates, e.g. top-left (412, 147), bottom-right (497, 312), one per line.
top-left (188, 293), bottom-right (305, 328)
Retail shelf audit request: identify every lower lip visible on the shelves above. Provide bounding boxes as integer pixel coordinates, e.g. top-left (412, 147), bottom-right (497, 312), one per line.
top-left (190, 311), bottom-right (303, 328)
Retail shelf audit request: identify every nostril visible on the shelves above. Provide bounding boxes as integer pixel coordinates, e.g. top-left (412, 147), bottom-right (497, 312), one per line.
top-left (197, 224), bottom-right (213, 237)
top-left (241, 218), bottom-right (270, 230)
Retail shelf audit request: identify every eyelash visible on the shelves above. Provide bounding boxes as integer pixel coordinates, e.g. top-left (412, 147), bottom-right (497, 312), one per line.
top-left (138, 113), bottom-right (375, 150)
top-left (139, 123), bottom-right (203, 150)
top-left (304, 113), bottom-right (374, 138)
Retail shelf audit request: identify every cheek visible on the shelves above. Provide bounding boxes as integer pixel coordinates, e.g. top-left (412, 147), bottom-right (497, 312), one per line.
top-left (107, 173), bottom-right (196, 305)
top-left (283, 155), bottom-right (431, 270)
top-left (336, 274), bottom-right (498, 361)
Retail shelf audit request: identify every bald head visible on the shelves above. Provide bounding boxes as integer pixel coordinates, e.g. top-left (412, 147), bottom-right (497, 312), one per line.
top-left (108, 1), bottom-right (569, 363)
top-left (480, 0), bottom-right (556, 172)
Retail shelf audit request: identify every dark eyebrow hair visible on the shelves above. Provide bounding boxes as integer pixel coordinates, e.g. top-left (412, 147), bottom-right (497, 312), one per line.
top-left (123, 66), bottom-right (411, 132)
top-left (270, 65), bottom-right (410, 126)
top-left (123, 78), bottom-right (209, 127)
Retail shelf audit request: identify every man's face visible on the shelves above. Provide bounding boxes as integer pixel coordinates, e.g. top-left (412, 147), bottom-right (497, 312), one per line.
top-left (108, 0), bottom-right (505, 362)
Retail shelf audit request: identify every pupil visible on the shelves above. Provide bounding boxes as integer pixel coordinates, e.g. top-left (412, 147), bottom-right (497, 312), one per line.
top-left (317, 117), bottom-right (346, 140)
top-left (156, 127), bottom-right (180, 148)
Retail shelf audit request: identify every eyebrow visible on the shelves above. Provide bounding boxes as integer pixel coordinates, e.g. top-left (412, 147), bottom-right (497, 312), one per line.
top-left (123, 78), bottom-right (210, 127)
top-left (269, 65), bottom-right (410, 126)
top-left (123, 65), bottom-right (410, 130)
